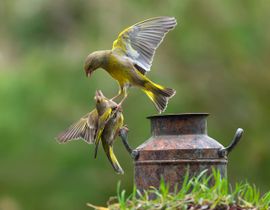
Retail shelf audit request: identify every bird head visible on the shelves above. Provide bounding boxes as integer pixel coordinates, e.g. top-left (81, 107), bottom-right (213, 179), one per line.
top-left (94, 90), bottom-right (109, 115)
top-left (84, 51), bottom-right (105, 77)
top-left (94, 90), bottom-right (118, 115)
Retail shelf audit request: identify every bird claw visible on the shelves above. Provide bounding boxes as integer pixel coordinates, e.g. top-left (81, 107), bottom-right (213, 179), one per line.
top-left (116, 104), bottom-right (122, 111)
top-left (122, 125), bottom-right (128, 131)
top-left (112, 103), bottom-right (122, 112)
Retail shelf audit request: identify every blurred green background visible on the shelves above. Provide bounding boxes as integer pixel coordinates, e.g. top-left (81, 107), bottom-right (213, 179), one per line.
top-left (0, 0), bottom-right (269, 209)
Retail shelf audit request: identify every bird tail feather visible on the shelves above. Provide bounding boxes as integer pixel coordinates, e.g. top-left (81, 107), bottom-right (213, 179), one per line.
top-left (143, 81), bottom-right (176, 113)
top-left (102, 140), bottom-right (124, 174)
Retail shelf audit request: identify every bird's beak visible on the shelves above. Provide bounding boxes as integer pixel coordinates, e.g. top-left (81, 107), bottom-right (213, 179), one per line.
top-left (95, 90), bottom-right (102, 102)
top-left (97, 90), bottom-right (104, 97)
top-left (86, 69), bottom-right (92, 77)
top-left (95, 90), bottom-right (100, 97)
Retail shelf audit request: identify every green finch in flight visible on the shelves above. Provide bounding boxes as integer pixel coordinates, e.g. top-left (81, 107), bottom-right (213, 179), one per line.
top-left (97, 102), bottom-right (125, 174)
top-left (84, 16), bottom-right (177, 113)
top-left (56, 90), bottom-right (125, 174)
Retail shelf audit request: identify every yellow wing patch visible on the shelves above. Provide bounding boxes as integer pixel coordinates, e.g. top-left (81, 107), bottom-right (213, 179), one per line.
top-left (112, 17), bottom-right (177, 72)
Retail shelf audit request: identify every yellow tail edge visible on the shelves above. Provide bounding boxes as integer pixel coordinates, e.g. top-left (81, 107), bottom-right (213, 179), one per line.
top-left (143, 81), bottom-right (176, 113)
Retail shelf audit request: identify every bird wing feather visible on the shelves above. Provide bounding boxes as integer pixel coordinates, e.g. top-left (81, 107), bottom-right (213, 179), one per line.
top-left (56, 110), bottom-right (98, 144)
top-left (112, 16), bottom-right (177, 73)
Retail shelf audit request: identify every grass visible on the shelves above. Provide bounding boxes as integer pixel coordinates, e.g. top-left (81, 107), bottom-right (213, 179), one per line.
top-left (87, 170), bottom-right (270, 210)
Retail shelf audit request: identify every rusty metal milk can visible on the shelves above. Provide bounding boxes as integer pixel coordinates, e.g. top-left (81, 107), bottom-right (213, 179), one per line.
top-left (134, 113), bottom-right (243, 191)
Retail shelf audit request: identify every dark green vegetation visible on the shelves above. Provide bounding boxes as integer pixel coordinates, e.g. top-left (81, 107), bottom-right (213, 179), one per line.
top-left (0, 1), bottom-right (270, 210)
top-left (91, 171), bottom-right (270, 210)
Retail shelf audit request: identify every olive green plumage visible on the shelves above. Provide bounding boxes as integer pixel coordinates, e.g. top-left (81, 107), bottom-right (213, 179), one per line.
top-left (95, 91), bottom-right (124, 174)
top-left (57, 16), bottom-right (178, 174)
top-left (84, 16), bottom-right (177, 113)
top-left (56, 90), bottom-right (124, 174)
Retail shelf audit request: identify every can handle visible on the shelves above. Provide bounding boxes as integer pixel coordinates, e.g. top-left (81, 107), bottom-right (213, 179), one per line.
top-left (119, 127), bottom-right (139, 160)
top-left (218, 128), bottom-right (244, 157)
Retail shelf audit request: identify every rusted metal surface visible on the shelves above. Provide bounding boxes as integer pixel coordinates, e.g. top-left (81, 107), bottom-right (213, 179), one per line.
top-left (134, 113), bottom-right (243, 192)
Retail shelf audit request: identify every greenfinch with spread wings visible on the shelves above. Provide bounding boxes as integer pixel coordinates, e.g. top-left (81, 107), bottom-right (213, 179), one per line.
top-left (84, 17), bottom-right (177, 113)
top-left (56, 90), bottom-right (124, 174)
top-left (97, 102), bottom-right (125, 174)
top-left (56, 90), bottom-right (116, 145)
top-left (93, 90), bottom-right (117, 158)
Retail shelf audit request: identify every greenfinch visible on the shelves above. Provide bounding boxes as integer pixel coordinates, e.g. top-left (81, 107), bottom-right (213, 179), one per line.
top-left (56, 90), bottom-right (124, 174)
top-left (94, 90), bottom-right (124, 174)
top-left (94, 90), bottom-right (118, 158)
top-left (84, 16), bottom-right (177, 113)
top-left (99, 106), bottom-right (125, 174)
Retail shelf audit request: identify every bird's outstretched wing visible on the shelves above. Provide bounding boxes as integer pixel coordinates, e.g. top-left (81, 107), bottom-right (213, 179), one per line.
top-left (112, 16), bottom-right (177, 73)
top-left (56, 110), bottom-right (98, 144)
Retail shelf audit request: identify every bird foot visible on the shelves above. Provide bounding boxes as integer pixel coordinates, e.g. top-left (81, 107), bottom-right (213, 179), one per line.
top-left (112, 103), bottom-right (122, 112)
top-left (116, 103), bottom-right (122, 110)
top-left (122, 124), bottom-right (128, 131)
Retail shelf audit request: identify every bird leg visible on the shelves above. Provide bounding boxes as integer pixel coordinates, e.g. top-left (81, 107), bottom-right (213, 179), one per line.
top-left (110, 86), bottom-right (129, 107)
top-left (110, 87), bottom-right (124, 102)
top-left (117, 97), bottom-right (127, 108)
top-left (117, 87), bottom-right (128, 107)
top-left (119, 126), bottom-right (139, 160)
top-left (110, 92), bottom-right (122, 101)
